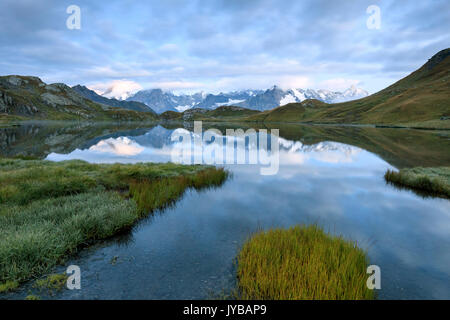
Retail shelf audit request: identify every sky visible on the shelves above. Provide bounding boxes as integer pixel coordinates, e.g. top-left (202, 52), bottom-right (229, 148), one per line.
top-left (0, 0), bottom-right (448, 97)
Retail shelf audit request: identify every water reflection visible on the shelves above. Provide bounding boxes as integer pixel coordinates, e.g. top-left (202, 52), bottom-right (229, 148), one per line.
top-left (1, 123), bottom-right (450, 300)
top-left (37, 125), bottom-right (450, 300)
top-left (46, 125), bottom-right (365, 170)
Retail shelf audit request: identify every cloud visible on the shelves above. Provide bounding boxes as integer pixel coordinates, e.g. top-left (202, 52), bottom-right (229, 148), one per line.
top-left (278, 76), bottom-right (311, 90)
top-left (318, 78), bottom-right (362, 91)
top-left (88, 80), bottom-right (143, 100)
top-left (144, 81), bottom-right (204, 91)
top-left (89, 137), bottom-right (144, 156)
top-left (0, 0), bottom-right (448, 93)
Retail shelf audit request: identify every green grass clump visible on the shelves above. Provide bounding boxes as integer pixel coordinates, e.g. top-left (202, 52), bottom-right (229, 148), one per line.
top-left (236, 225), bottom-right (374, 300)
top-left (385, 167), bottom-right (450, 198)
top-left (0, 280), bottom-right (19, 293)
top-left (25, 295), bottom-right (41, 300)
top-left (129, 167), bottom-right (228, 216)
top-left (0, 191), bottom-right (138, 283)
top-left (0, 159), bottom-right (228, 286)
top-left (34, 274), bottom-right (68, 292)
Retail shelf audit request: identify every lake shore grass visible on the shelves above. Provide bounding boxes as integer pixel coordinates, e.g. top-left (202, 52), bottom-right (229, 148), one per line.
top-left (236, 225), bottom-right (374, 300)
top-left (0, 114), bottom-right (25, 127)
top-left (385, 167), bottom-right (450, 199)
top-left (0, 159), bottom-right (228, 288)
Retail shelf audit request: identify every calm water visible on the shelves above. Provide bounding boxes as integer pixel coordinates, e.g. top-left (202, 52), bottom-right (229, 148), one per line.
top-left (1, 122), bottom-right (450, 299)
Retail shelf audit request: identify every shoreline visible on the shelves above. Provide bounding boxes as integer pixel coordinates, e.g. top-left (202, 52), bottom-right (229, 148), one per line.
top-left (385, 167), bottom-right (450, 199)
top-left (2, 118), bottom-right (449, 131)
top-left (0, 159), bottom-right (229, 291)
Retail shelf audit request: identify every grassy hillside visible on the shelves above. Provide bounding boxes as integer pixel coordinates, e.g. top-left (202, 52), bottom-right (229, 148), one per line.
top-left (243, 49), bottom-right (450, 128)
top-left (185, 106), bottom-right (261, 121)
top-left (245, 99), bottom-right (325, 122)
top-left (205, 105), bottom-right (260, 118)
top-left (0, 76), bottom-right (158, 122)
top-left (2, 48), bottom-right (448, 126)
top-left (306, 48), bottom-right (450, 127)
top-left (160, 105), bottom-right (260, 121)
top-left (160, 110), bottom-right (183, 120)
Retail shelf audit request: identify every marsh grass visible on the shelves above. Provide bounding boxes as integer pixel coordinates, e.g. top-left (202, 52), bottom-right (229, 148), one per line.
top-left (129, 167), bottom-right (229, 215)
top-left (0, 280), bottom-right (19, 293)
top-left (385, 167), bottom-right (450, 199)
top-left (0, 159), bottom-right (228, 286)
top-left (236, 225), bottom-right (374, 300)
top-left (33, 273), bottom-right (68, 292)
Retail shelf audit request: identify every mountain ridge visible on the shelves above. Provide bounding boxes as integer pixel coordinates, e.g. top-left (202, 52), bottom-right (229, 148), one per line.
top-left (0, 75), bottom-right (158, 121)
top-left (1, 48), bottom-right (448, 128)
top-left (125, 85), bottom-right (368, 114)
top-left (71, 85), bottom-right (156, 114)
top-left (243, 48), bottom-right (450, 128)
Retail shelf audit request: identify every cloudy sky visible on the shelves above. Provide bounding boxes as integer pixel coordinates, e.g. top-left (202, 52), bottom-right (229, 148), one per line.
top-left (0, 0), bottom-right (448, 97)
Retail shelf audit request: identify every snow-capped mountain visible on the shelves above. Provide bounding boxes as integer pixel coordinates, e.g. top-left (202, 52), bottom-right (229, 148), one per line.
top-left (126, 89), bottom-right (205, 114)
top-left (234, 86), bottom-right (369, 111)
top-left (124, 86), bottom-right (368, 113)
top-left (333, 85), bottom-right (369, 102)
top-left (126, 89), bottom-right (263, 113)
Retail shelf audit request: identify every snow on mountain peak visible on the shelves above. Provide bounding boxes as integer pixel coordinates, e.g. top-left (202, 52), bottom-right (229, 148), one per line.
top-left (122, 85), bottom-right (369, 113)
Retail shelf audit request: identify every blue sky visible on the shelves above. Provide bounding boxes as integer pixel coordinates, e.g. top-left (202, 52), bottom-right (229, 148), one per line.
top-left (0, 0), bottom-right (448, 96)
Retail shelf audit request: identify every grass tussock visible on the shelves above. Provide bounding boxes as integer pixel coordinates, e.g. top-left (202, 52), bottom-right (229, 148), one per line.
top-left (34, 273), bottom-right (68, 292)
top-left (0, 159), bottom-right (228, 285)
top-left (129, 168), bottom-right (228, 216)
top-left (385, 167), bottom-right (450, 199)
top-left (236, 225), bottom-right (374, 300)
top-left (0, 280), bottom-right (19, 293)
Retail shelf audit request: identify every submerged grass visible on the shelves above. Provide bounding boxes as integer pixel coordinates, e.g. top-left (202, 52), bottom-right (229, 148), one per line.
top-left (385, 167), bottom-right (450, 199)
top-left (129, 168), bottom-right (229, 215)
top-left (34, 273), bottom-right (68, 292)
top-left (0, 159), bottom-right (228, 286)
top-left (236, 225), bottom-right (374, 300)
top-left (0, 280), bottom-right (19, 293)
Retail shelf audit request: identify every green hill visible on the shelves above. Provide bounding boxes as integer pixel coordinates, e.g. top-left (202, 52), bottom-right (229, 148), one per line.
top-left (0, 76), bottom-right (158, 121)
top-left (160, 110), bottom-right (183, 120)
top-left (245, 99), bottom-right (325, 122)
top-left (159, 106), bottom-right (260, 121)
top-left (2, 48), bottom-right (448, 127)
top-left (244, 48), bottom-right (450, 128)
top-left (183, 105), bottom-right (260, 121)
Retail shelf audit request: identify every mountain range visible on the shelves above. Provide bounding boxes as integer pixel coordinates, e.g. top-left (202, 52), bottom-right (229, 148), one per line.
top-left (71, 85), bottom-right (157, 114)
top-left (124, 86), bottom-right (368, 113)
top-left (245, 48), bottom-right (450, 127)
top-left (0, 48), bottom-right (448, 129)
top-left (0, 76), bottom-right (158, 121)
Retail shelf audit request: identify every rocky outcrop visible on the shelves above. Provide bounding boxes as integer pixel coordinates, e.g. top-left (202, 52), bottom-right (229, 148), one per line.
top-left (0, 75), bottom-right (157, 121)
top-left (182, 108), bottom-right (208, 120)
top-left (0, 91), bottom-right (13, 113)
top-left (0, 90), bottom-right (38, 115)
